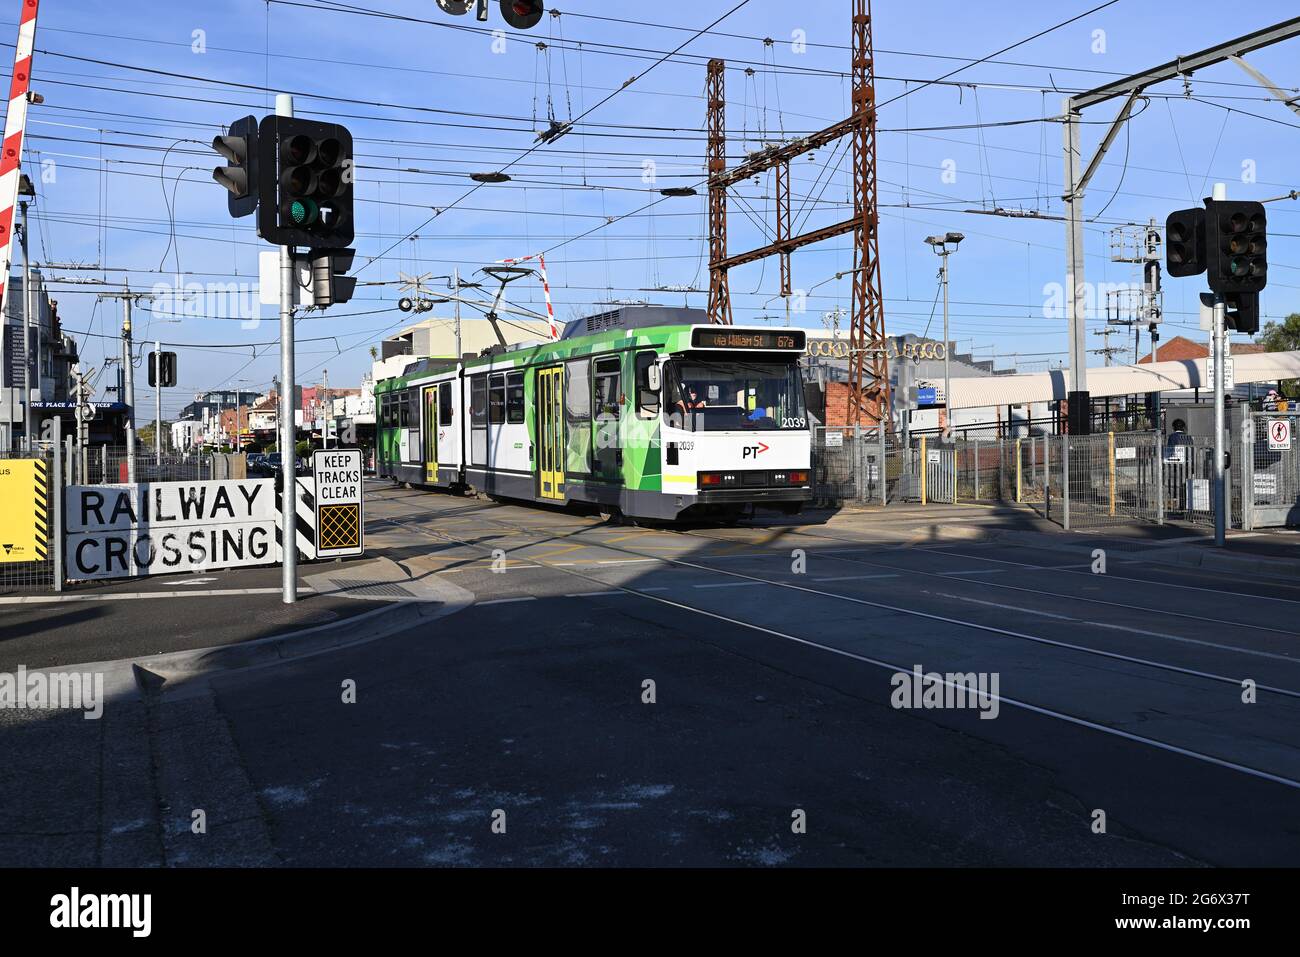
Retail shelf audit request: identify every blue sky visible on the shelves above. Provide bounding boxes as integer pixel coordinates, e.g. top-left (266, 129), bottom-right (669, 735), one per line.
top-left (5, 0), bottom-right (1299, 416)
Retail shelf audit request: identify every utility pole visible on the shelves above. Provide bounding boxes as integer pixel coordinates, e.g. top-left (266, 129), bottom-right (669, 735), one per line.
top-left (277, 93), bottom-right (298, 605)
top-left (1091, 327), bottom-right (1124, 367)
top-left (322, 368), bottom-right (330, 450)
top-left (97, 289), bottom-right (153, 481)
top-left (453, 266), bottom-right (463, 359)
top-left (122, 296), bottom-right (135, 483)
top-left (20, 198), bottom-right (34, 447)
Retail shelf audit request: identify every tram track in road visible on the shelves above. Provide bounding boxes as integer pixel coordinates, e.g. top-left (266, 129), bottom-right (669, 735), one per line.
top-left (663, 526), bottom-right (1300, 645)
top-left (367, 504), bottom-right (1300, 793)
top-left (382, 509), bottom-right (1300, 699)
top-left (370, 487), bottom-right (1300, 663)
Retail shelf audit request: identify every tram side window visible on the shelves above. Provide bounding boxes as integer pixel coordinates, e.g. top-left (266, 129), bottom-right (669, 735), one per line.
top-left (506, 372), bottom-right (525, 424)
top-left (634, 351), bottom-right (659, 418)
top-left (439, 382), bottom-right (453, 426)
top-left (471, 375), bottom-right (489, 426)
top-left (380, 395), bottom-right (392, 428)
top-left (489, 373), bottom-right (507, 425)
top-left (565, 359), bottom-right (591, 422)
top-left (406, 389), bottom-right (420, 429)
top-left (594, 356), bottom-right (621, 419)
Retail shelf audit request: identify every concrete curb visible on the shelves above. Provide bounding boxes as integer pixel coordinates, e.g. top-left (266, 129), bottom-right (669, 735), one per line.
top-left (29, 586), bottom-right (473, 703)
top-left (134, 599), bottom-right (448, 685)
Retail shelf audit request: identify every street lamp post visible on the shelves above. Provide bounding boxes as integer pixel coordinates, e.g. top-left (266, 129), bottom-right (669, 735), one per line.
top-left (925, 233), bottom-right (964, 441)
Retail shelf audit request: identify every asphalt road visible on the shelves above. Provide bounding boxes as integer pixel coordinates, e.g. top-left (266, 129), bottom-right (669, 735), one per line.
top-left (3, 481), bottom-right (1299, 866)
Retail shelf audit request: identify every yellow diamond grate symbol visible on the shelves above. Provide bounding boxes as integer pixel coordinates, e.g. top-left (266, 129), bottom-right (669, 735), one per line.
top-left (318, 503), bottom-right (360, 550)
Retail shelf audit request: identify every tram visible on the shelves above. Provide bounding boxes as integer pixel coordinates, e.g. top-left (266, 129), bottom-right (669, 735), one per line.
top-left (375, 305), bottom-right (812, 522)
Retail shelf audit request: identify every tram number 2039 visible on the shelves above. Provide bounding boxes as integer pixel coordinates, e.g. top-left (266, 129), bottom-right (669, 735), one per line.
top-left (782, 417), bottom-right (807, 429)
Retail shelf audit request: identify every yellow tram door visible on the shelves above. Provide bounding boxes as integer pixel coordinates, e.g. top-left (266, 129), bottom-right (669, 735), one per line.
top-left (423, 385), bottom-right (438, 483)
top-left (537, 366), bottom-right (565, 500)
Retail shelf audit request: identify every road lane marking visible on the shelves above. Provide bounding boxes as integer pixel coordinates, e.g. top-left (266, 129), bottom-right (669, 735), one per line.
top-left (693, 581), bottom-right (763, 589)
top-left (812, 574), bottom-right (899, 582)
top-left (931, 592), bottom-right (1300, 666)
top-left (478, 597), bottom-right (537, 606)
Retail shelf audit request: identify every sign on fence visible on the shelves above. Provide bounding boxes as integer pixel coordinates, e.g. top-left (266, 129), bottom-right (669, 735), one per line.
top-left (312, 450), bottom-right (364, 559)
top-left (1268, 419), bottom-right (1292, 451)
top-left (0, 459), bottom-right (49, 564)
top-left (1254, 472), bottom-right (1278, 496)
top-left (824, 432), bottom-right (844, 449)
top-left (1114, 446), bottom-right (1137, 461)
top-left (64, 480), bottom-right (279, 580)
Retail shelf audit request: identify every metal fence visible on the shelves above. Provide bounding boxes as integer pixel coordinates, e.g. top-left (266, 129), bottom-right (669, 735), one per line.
top-left (77, 445), bottom-right (215, 485)
top-left (808, 426), bottom-right (1261, 534)
top-left (1245, 411), bottom-right (1299, 529)
top-left (812, 426), bottom-right (899, 506)
top-left (0, 445), bottom-right (58, 594)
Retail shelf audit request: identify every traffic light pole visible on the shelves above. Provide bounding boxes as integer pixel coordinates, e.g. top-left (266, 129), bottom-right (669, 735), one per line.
top-left (154, 339), bottom-right (162, 459)
top-left (1212, 181), bottom-right (1227, 548)
top-left (277, 93), bottom-right (297, 605)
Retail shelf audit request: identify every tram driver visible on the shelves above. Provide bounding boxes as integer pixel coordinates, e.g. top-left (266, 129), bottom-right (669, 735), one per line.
top-left (676, 384), bottom-right (708, 415)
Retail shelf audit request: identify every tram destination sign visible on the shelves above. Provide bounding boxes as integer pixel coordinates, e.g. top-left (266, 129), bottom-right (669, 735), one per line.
top-left (691, 328), bottom-right (806, 351)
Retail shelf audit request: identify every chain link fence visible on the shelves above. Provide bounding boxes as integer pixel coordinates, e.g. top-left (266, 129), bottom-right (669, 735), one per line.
top-left (1246, 411), bottom-right (1300, 529)
top-left (76, 446), bottom-right (216, 485)
top-left (812, 426), bottom-right (901, 506)
top-left (809, 426), bottom-right (1240, 531)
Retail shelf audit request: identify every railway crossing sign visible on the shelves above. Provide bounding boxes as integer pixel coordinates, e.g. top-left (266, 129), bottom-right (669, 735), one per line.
top-left (1268, 419), bottom-right (1292, 451)
top-left (312, 449), bottom-right (364, 558)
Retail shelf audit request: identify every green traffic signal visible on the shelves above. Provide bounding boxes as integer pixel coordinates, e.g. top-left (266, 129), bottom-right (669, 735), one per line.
top-left (286, 197), bottom-right (319, 226)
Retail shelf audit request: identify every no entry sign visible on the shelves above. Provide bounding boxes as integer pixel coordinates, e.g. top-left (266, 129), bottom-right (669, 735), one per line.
top-left (312, 449), bottom-right (364, 558)
top-left (1268, 419), bottom-right (1292, 451)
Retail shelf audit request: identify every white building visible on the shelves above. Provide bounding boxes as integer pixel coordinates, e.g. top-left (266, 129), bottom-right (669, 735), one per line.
top-left (170, 419), bottom-right (202, 450)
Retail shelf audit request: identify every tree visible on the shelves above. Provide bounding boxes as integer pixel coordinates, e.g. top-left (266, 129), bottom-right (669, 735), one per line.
top-left (1259, 312), bottom-right (1300, 398)
top-left (136, 420), bottom-right (173, 452)
top-left (369, 346), bottom-right (379, 361)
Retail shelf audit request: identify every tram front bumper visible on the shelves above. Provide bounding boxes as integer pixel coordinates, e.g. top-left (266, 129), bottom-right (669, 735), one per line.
top-left (693, 486), bottom-right (811, 505)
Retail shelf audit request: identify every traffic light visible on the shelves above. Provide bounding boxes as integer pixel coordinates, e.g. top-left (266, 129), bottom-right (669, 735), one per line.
top-left (256, 116), bottom-right (355, 248)
top-left (310, 249), bottom-right (357, 307)
top-left (149, 351), bottom-right (177, 389)
top-left (500, 0), bottom-right (544, 29)
top-left (1205, 199), bottom-right (1267, 295)
top-left (1225, 291), bottom-right (1260, 335)
top-left (1165, 207), bottom-right (1205, 277)
top-left (212, 115), bottom-right (259, 218)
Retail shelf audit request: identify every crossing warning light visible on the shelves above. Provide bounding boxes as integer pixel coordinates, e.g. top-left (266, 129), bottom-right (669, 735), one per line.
top-left (501, 0), bottom-right (544, 30)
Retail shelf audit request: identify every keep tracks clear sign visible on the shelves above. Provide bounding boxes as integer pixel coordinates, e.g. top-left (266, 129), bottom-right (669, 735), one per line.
top-left (64, 479), bottom-right (279, 580)
top-left (312, 449), bottom-right (364, 558)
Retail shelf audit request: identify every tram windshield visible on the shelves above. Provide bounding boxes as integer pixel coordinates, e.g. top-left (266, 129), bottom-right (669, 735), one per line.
top-left (665, 359), bottom-right (807, 431)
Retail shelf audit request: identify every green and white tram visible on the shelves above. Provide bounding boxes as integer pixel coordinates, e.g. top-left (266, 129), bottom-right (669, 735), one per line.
top-left (375, 305), bottom-right (812, 522)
